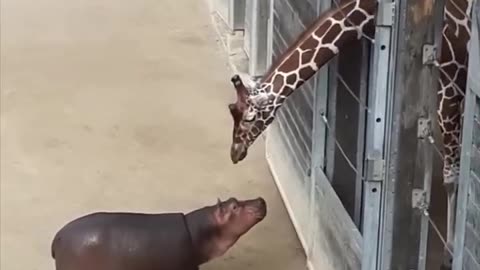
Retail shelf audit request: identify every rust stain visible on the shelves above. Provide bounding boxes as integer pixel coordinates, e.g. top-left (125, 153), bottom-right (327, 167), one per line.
top-left (412, 0), bottom-right (435, 24)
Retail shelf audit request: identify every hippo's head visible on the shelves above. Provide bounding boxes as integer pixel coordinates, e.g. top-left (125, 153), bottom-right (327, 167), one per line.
top-left (186, 196), bottom-right (267, 264)
top-left (213, 197), bottom-right (267, 238)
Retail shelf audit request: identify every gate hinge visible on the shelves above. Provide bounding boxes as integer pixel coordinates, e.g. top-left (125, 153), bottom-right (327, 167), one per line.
top-left (412, 188), bottom-right (429, 210)
top-left (377, 2), bottom-right (395, 26)
top-left (366, 159), bottom-right (385, 182)
top-left (422, 44), bottom-right (437, 65)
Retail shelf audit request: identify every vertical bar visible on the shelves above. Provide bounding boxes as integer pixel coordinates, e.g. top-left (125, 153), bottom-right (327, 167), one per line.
top-left (245, 0), bottom-right (270, 77)
top-left (362, 1), bottom-right (394, 270)
top-left (379, 0), bottom-right (446, 268)
top-left (416, 126), bottom-right (434, 270)
top-left (452, 91), bottom-right (476, 270)
top-left (228, 0), bottom-right (245, 31)
top-left (324, 0), bottom-right (336, 182)
top-left (417, 1), bottom-right (446, 269)
top-left (453, 3), bottom-right (479, 268)
top-left (354, 39), bottom-right (370, 229)
top-left (266, 0), bottom-right (275, 68)
top-left (308, 0), bottom-right (332, 260)
top-left (325, 59), bottom-right (338, 182)
top-left (312, 0), bottom-right (332, 172)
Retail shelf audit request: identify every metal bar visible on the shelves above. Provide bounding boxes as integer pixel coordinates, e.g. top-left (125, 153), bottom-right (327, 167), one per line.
top-left (453, 2), bottom-right (480, 267)
top-left (228, 0), bottom-right (245, 31)
top-left (378, 0), bottom-right (447, 269)
top-left (308, 0), bottom-right (332, 259)
top-left (452, 90), bottom-right (476, 270)
top-left (354, 39), bottom-right (370, 229)
top-left (245, 0), bottom-right (270, 76)
top-left (362, 1), bottom-right (394, 269)
top-left (417, 119), bottom-right (434, 270)
top-left (325, 58), bottom-right (338, 182)
top-left (416, 1), bottom-right (446, 268)
top-left (266, 0), bottom-right (275, 68)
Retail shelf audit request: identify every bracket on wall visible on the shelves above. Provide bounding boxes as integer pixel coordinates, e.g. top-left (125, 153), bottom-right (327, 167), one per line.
top-left (417, 117), bottom-right (432, 139)
top-left (422, 44), bottom-right (437, 65)
top-left (412, 188), bottom-right (429, 210)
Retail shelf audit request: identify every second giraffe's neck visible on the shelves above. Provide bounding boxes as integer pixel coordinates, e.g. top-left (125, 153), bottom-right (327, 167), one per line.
top-left (253, 0), bottom-right (376, 101)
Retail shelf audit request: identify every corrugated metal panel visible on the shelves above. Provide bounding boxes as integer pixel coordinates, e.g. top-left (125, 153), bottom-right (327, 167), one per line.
top-left (268, 0), bottom-right (316, 255)
top-left (266, 1), bottom-right (364, 270)
top-left (271, 0), bottom-right (315, 174)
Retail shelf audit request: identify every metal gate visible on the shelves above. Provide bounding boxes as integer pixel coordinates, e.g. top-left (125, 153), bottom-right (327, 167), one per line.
top-left (219, 0), bottom-right (456, 269)
top-left (453, 1), bottom-right (480, 269)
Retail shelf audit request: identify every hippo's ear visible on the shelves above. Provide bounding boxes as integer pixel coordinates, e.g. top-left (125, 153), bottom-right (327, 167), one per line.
top-left (216, 198), bottom-right (225, 214)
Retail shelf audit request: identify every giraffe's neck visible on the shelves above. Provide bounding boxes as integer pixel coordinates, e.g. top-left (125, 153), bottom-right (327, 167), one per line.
top-left (437, 0), bottom-right (473, 184)
top-left (249, 0), bottom-right (376, 107)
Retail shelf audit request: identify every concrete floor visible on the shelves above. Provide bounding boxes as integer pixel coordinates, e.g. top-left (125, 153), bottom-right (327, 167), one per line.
top-left (0, 0), bottom-right (306, 269)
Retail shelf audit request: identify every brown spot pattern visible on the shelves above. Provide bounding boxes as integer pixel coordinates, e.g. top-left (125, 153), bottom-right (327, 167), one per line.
top-left (299, 66), bottom-right (316, 80)
top-left (278, 50), bottom-right (300, 73)
top-left (301, 49), bottom-right (315, 64)
top-left (314, 48), bottom-right (335, 66)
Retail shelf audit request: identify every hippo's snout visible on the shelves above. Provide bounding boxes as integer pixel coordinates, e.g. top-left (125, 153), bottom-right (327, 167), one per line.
top-left (247, 197), bottom-right (267, 220)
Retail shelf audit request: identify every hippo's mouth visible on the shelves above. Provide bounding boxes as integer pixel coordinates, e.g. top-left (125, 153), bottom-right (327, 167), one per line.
top-left (255, 209), bottom-right (267, 220)
top-left (252, 198), bottom-right (267, 220)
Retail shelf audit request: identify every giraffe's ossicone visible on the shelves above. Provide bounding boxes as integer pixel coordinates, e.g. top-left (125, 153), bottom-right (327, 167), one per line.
top-left (228, 0), bottom-right (377, 163)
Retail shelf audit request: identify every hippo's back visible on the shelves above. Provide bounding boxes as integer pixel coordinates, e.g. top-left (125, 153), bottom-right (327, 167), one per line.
top-left (51, 212), bottom-right (198, 270)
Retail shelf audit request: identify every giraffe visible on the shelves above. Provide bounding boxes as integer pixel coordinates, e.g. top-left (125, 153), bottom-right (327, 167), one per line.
top-left (227, 0), bottom-right (472, 268)
top-left (228, 0), bottom-right (377, 163)
top-left (436, 0), bottom-right (472, 267)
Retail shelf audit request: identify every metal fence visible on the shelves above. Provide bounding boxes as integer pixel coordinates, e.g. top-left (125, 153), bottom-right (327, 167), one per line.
top-left (265, 0), bottom-right (366, 269)
top-left (453, 1), bottom-right (480, 269)
top-left (212, 0), bottom-right (477, 269)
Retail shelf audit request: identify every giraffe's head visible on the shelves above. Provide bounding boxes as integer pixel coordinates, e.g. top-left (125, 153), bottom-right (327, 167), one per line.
top-left (228, 74), bottom-right (276, 164)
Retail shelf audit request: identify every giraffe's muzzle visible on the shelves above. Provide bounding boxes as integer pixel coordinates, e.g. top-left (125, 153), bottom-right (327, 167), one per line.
top-left (230, 143), bottom-right (247, 164)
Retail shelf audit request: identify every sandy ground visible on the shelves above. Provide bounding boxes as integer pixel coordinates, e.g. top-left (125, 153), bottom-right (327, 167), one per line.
top-left (0, 0), bottom-right (306, 269)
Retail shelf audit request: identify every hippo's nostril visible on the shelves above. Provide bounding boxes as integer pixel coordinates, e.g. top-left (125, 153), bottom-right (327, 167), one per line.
top-left (257, 197), bottom-right (266, 207)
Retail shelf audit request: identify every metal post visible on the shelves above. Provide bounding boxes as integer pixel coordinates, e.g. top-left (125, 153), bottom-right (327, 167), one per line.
top-left (362, 1), bottom-right (394, 270)
top-left (308, 0), bottom-right (332, 263)
top-left (453, 1), bottom-right (480, 268)
top-left (378, 0), bottom-right (446, 269)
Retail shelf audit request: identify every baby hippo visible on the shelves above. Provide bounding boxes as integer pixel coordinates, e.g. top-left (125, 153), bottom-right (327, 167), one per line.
top-left (51, 197), bottom-right (267, 270)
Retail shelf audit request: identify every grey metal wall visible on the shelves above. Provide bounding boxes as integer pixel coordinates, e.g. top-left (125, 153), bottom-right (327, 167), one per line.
top-left (264, 0), bottom-right (366, 269)
top-left (267, 0), bottom-right (316, 243)
top-left (453, 1), bottom-right (480, 269)
top-left (212, 0), bottom-right (245, 31)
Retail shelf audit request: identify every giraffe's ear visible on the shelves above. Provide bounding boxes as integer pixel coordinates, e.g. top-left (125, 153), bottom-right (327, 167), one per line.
top-left (231, 74), bottom-right (249, 103)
